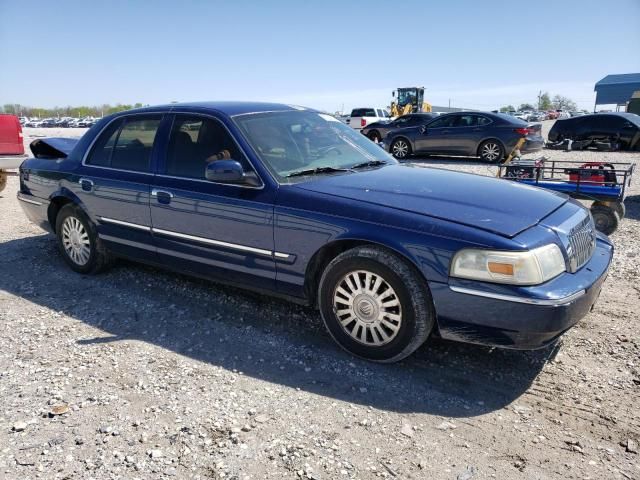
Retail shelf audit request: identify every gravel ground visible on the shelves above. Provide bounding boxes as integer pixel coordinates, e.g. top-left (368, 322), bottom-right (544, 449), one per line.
top-left (0, 124), bottom-right (638, 480)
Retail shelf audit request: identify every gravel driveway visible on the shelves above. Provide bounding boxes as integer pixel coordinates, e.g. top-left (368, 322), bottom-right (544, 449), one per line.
top-left (1, 125), bottom-right (638, 479)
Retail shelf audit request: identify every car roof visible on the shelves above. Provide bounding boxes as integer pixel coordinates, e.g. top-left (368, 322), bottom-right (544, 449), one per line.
top-left (117, 101), bottom-right (317, 117)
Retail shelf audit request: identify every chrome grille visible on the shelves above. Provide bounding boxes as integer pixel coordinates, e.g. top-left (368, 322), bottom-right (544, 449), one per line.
top-left (566, 214), bottom-right (596, 272)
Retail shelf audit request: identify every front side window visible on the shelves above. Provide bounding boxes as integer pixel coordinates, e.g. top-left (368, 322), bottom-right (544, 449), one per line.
top-left (85, 115), bottom-right (161, 172)
top-left (165, 114), bottom-right (254, 180)
top-left (234, 110), bottom-right (396, 181)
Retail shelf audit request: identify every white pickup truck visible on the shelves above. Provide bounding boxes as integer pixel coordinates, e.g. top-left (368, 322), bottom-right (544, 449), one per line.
top-left (345, 108), bottom-right (390, 131)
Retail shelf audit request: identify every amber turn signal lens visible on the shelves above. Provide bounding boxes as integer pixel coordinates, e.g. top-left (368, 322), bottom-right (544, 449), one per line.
top-left (487, 262), bottom-right (514, 276)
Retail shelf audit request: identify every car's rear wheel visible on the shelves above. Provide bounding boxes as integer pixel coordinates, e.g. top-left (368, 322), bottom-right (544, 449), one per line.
top-left (478, 140), bottom-right (504, 163)
top-left (390, 138), bottom-right (411, 159)
top-left (367, 131), bottom-right (381, 143)
top-left (318, 246), bottom-right (434, 362)
top-left (56, 204), bottom-right (113, 274)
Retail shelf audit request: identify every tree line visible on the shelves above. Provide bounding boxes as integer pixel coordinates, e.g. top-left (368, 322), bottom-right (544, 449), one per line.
top-left (499, 93), bottom-right (580, 113)
top-left (1, 103), bottom-right (148, 118)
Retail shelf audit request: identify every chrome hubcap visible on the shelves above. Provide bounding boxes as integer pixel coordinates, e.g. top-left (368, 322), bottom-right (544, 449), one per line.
top-left (333, 270), bottom-right (402, 346)
top-left (62, 216), bottom-right (91, 266)
top-left (482, 143), bottom-right (500, 161)
top-left (392, 140), bottom-right (408, 158)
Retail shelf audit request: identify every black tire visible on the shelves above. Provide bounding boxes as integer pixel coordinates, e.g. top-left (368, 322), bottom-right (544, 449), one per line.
top-left (318, 246), bottom-right (434, 363)
top-left (55, 204), bottom-right (113, 274)
top-left (390, 138), bottom-right (411, 160)
top-left (590, 204), bottom-right (620, 235)
top-left (478, 139), bottom-right (505, 163)
top-left (367, 130), bottom-right (381, 143)
top-left (0, 170), bottom-right (6, 194)
top-left (613, 202), bottom-right (626, 220)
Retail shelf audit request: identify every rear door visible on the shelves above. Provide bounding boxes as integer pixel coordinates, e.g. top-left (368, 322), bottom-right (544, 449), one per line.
top-left (74, 114), bottom-right (163, 262)
top-left (149, 113), bottom-right (277, 290)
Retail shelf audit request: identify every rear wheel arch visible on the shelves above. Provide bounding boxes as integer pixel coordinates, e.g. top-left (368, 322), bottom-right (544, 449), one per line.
top-left (47, 191), bottom-right (89, 233)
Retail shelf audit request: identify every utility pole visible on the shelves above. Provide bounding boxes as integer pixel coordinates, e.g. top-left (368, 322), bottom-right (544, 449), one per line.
top-left (537, 90), bottom-right (542, 110)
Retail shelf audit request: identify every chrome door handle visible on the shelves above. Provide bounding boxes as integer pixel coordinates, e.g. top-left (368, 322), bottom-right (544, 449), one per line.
top-left (79, 178), bottom-right (94, 191)
top-left (151, 189), bottom-right (174, 198)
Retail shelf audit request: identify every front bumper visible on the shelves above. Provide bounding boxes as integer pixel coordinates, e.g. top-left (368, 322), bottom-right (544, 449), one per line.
top-left (429, 237), bottom-right (613, 349)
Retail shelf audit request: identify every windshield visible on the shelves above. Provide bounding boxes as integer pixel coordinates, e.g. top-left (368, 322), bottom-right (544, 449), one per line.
top-left (233, 110), bottom-right (396, 181)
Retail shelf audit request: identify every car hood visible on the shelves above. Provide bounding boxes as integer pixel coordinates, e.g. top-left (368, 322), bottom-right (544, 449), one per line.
top-left (292, 164), bottom-right (567, 237)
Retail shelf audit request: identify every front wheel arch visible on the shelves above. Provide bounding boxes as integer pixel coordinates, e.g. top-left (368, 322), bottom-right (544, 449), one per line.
top-left (304, 238), bottom-right (429, 307)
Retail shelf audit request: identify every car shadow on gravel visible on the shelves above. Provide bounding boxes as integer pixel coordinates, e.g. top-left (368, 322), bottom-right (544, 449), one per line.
top-left (0, 235), bottom-right (552, 417)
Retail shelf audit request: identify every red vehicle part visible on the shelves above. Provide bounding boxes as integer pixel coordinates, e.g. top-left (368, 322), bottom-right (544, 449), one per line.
top-left (0, 114), bottom-right (25, 155)
top-left (567, 162), bottom-right (617, 185)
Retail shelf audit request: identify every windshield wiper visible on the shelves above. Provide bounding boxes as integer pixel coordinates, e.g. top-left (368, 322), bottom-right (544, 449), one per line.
top-left (349, 160), bottom-right (388, 169)
top-left (285, 166), bottom-right (351, 178)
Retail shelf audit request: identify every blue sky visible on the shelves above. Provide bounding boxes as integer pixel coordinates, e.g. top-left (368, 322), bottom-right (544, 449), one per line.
top-left (1, 0), bottom-right (639, 112)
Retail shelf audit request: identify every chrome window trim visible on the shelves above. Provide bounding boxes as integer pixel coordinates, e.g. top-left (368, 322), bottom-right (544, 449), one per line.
top-left (450, 286), bottom-right (586, 306)
top-left (17, 193), bottom-right (43, 206)
top-left (81, 112), bottom-right (164, 175)
top-left (96, 216), bottom-right (290, 259)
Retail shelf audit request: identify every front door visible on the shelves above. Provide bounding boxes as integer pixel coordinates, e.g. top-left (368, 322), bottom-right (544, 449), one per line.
top-left (74, 114), bottom-right (163, 262)
top-left (149, 113), bottom-right (277, 290)
top-left (414, 114), bottom-right (458, 154)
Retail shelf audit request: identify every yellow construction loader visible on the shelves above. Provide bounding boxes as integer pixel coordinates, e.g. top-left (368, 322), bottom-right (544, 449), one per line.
top-left (389, 87), bottom-right (432, 117)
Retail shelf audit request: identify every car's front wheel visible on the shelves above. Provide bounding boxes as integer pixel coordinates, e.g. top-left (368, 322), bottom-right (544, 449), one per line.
top-left (318, 246), bottom-right (434, 362)
top-left (478, 140), bottom-right (505, 163)
top-left (56, 204), bottom-right (113, 274)
top-left (390, 138), bottom-right (411, 159)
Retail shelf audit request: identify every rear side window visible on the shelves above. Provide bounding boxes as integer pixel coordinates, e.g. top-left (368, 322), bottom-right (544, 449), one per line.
top-left (427, 115), bottom-right (457, 128)
top-left (86, 115), bottom-right (162, 172)
top-left (86, 119), bottom-right (123, 167)
top-left (476, 115), bottom-right (492, 126)
top-left (165, 114), bottom-right (252, 179)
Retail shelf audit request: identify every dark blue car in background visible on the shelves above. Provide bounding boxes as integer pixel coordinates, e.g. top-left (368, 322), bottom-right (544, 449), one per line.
top-left (385, 111), bottom-right (544, 162)
top-left (17, 102), bottom-right (612, 362)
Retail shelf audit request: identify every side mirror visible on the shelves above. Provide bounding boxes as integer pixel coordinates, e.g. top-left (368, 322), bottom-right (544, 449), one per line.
top-left (205, 160), bottom-right (245, 184)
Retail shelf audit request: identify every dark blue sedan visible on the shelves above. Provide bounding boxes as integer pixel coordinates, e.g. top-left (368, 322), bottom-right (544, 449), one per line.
top-left (385, 111), bottom-right (544, 162)
top-left (17, 102), bottom-right (612, 362)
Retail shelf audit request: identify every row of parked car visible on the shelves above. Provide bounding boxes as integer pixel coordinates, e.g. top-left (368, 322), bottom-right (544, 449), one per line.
top-left (505, 110), bottom-right (590, 122)
top-left (20, 117), bottom-right (100, 128)
top-left (346, 109), bottom-right (544, 162)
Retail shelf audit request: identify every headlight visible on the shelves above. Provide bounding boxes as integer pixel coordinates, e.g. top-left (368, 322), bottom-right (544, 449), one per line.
top-left (450, 244), bottom-right (565, 285)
